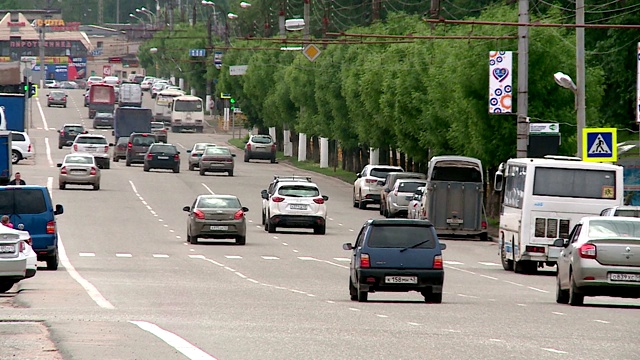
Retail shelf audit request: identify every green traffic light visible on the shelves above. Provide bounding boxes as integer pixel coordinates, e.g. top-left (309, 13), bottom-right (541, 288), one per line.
top-left (230, 98), bottom-right (236, 103)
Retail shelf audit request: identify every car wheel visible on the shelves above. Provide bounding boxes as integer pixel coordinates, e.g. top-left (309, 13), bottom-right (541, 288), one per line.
top-left (235, 236), bottom-right (246, 245)
top-left (199, 169), bottom-right (205, 176)
top-left (349, 277), bottom-right (358, 301)
top-left (479, 232), bottom-right (489, 241)
top-left (58, 144), bottom-right (63, 150)
top-left (173, 166), bottom-right (180, 174)
top-left (314, 224), bottom-right (326, 235)
top-left (93, 183), bottom-right (100, 191)
top-left (11, 150), bottom-right (20, 165)
top-left (46, 249), bottom-right (59, 270)
top-left (125, 157), bottom-right (131, 167)
top-left (424, 292), bottom-right (443, 304)
top-left (353, 191), bottom-right (358, 208)
top-left (500, 240), bottom-right (514, 271)
top-left (270, 156), bottom-right (276, 164)
top-left (228, 170), bottom-right (233, 177)
top-left (357, 286), bottom-right (368, 302)
top-left (379, 202), bottom-right (384, 215)
top-left (358, 191), bottom-right (367, 210)
top-left (188, 163), bottom-right (195, 171)
top-left (143, 165), bottom-right (150, 172)
top-left (0, 280), bottom-right (15, 293)
top-left (556, 274), bottom-right (570, 304)
top-left (568, 272), bottom-right (584, 306)
top-left (261, 211), bottom-right (265, 225)
top-left (59, 182), bottom-right (66, 190)
top-left (104, 161), bottom-right (110, 170)
top-left (267, 221), bottom-right (276, 234)
top-left (244, 154), bottom-right (249, 162)
top-left (113, 156), bottom-right (119, 163)
top-left (189, 235), bottom-right (199, 245)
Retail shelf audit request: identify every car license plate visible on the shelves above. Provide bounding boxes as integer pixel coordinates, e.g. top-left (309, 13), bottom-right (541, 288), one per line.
top-left (86, 147), bottom-right (96, 152)
top-left (385, 276), bottom-right (417, 284)
top-left (447, 218), bottom-right (463, 224)
top-left (210, 226), bottom-right (228, 231)
top-left (0, 245), bottom-right (15, 253)
top-left (157, 156), bottom-right (169, 159)
top-left (290, 204), bottom-right (307, 210)
top-left (71, 170), bottom-right (85, 174)
top-left (609, 273), bottom-right (640, 282)
top-left (138, 153), bottom-right (146, 155)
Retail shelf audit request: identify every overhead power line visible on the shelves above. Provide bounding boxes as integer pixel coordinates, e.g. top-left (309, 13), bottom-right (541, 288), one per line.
top-left (424, 18), bottom-right (640, 29)
top-left (326, 32), bottom-right (517, 40)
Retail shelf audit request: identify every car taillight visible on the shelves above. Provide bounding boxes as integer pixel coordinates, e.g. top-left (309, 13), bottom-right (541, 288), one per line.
top-left (225, 158), bottom-right (232, 162)
top-left (433, 255), bottom-right (443, 269)
top-left (104, 146), bottom-right (109, 152)
top-left (128, 142), bottom-right (133, 148)
top-left (28, 144), bottom-right (32, 152)
top-left (48, 97), bottom-right (53, 100)
top-left (174, 154), bottom-right (180, 160)
top-left (365, 179), bottom-right (377, 184)
top-left (46, 221), bottom-right (56, 234)
top-left (360, 254), bottom-right (370, 268)
top-left (192, 152), bottom-right (198, 157)
top-left (271, 144), bottom-right (276, 152)
top-left (246, 143), bottom-right (251, 151)
top-left (60, 131), bottom-right (64, 136)
top-left (90, 167), bottom-right (97, 175)
top-left (73, 144), bottom-right (78, 151)
top-left (146, 153), bottom-right (153, 160)
top-left (579, 243), bottom-right (597, 259)
top-left (313, 198), bottom-right (325, 204)
top-left (141, 134), bottom-right (148, 137)
top-left (234, 210), bottom-right (244, 220)
top-left (194, 210), bottom-right (205, 220)
top-left (26, 237), bottom-right (32, 245)
top-left (481, 221), bottom-right (487, 229)
top-left (60, 166), bottom-right (67, 174)
top-left (272, 196), bottom-right (285, 203)
top-left (19, 241), bottom-right (25, 253)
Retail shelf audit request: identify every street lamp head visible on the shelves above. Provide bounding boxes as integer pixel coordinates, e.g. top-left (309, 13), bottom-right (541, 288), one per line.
top-left (149, 47), bottom-right (158, 54)
top-left (141, 7), bottom-right (147, 11)
top-left (227, 13), bottom-right (239, 19)
top-left (201, 0), bottom-right (215, 6)
top-left (240, 2), bottom-right (251, 8)
top-left (285, 18), bottom-right (305, 31)
top-left (135, 9), bottom-right (143, 13)
top-left (554, 72), bottom-right (577, 92)
top-left (129, 13), bottom-right (136, 18)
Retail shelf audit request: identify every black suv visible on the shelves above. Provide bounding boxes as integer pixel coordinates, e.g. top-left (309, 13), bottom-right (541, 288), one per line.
top-left (126, 133), bottom-right (157, 166)
top-left (343, 219), bottom-right (446, 303)
top-left (57, 124), bottom-right (86, 149)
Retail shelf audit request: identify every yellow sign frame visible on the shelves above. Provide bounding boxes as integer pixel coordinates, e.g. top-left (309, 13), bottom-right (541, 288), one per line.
top-left (582, 127), bottom-right (617, 162)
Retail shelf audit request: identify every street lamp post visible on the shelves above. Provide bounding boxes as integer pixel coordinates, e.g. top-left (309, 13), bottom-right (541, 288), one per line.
top-left (137, 8), bottom-right (157, 28)
top-left (149, 47), bottom-right (158, 77)
top-left (554, 72), bottom-right (583, 157)
top-left (130, 13), bottom-right (147, 36)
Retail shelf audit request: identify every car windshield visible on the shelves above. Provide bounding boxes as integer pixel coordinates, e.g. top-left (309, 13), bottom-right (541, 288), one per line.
top-left (371, 168), bottom-right (403, 179)
top-left (204, 147), bottom-right (230, 155)
top-left (96, 113), bottom-right (113, 118)
top-left (398, 181), bottom-right (427, 193)
top-left (588, 220), bottom-right (640, 238)
top-left (0, 189), bottom-right (47, 214)
top-left (76, 137), bottom-right (107, 145)
top-left (368, 225), bottom-right (436, 249)
top-left (65, 156), bottom-right (94, 164)
top-left (174, 100), bottom-right (202, 112)
top-left (117, 137), bottom-right (129, 145)
top-left (251, 136), bottom-right (272, 144)
top-left (196, 197), bottom-right (241, 209)
top-left (64, 126), bottom-right (83, 132)
top-left (132, 137), bottom-right (156, 146)
top-left (278, 185), bottom-right (320, 197)
top-left (151, 145), bottom-right (177, 154)
top-left (195, 143), bottom-right (214, 151)
top-left (89, 77), bottom-right (102, 82)
top-left (151, 123), bottom-right (164, 130)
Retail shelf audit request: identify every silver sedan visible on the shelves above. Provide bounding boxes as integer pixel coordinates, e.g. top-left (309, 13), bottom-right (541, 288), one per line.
top-left (555, 216), bottom-right (640, 306)
top-left (58, 153), bottom-right (101, 190)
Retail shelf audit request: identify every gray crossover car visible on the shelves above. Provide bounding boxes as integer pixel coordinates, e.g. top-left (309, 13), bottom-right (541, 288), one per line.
top-left (244, 135), bottom-right (276, 163)
top-left (183, 195), bottom-right (248, 245)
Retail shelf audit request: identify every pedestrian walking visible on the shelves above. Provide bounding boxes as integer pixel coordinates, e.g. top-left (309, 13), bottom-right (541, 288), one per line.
top-left (8, 172), bottom-right (25, 185)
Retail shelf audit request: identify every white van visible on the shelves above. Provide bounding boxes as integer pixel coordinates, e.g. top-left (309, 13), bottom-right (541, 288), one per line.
top-left (153, 89), bottom-right (185, 124)
top-left (170, 95), bottom-right (204, 133)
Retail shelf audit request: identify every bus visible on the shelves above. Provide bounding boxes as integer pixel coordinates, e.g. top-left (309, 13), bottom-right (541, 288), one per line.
top-left (153, 89), bottom-right (185, 124)
top-left (494, 156), bottom-right (623, 273)
top-left (170, 95), bottom-right (204, 133)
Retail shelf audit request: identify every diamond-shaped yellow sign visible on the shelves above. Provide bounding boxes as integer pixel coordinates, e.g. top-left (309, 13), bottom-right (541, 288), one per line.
top-left (303, 44), bottom-right (320, 62)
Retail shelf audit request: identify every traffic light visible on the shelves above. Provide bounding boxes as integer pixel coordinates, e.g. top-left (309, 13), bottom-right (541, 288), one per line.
top-left (230, 98), bottom-right (236, 110)
top-left (22, 82), bottom-right (37, 98)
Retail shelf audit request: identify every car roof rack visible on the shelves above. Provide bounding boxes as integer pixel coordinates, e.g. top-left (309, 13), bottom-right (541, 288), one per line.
top-left (273, 175), bottom-right (312, 182)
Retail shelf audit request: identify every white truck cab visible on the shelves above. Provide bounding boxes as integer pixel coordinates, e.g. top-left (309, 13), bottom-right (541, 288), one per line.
top-left (169, 95), bottom-right (204, 133)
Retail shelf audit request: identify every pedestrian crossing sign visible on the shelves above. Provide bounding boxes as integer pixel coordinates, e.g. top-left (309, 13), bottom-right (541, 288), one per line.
top-left (583, 128), bottom-right (617, 162)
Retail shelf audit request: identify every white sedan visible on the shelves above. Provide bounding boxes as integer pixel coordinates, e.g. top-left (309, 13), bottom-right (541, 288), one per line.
top-left (0, 224), bottom-right (37, 293)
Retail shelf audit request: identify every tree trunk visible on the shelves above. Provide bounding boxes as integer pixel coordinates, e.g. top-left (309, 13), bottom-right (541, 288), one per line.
top-left (391, 148), bottom-right (398, 166)
top-left (312, 136), bottom-right (320, 162)
top-left (399, 152), bottom-right (406, 170)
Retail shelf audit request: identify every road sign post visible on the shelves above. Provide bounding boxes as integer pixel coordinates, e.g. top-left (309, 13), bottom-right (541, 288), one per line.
top-left (583, 128), bottom-right (617, 162)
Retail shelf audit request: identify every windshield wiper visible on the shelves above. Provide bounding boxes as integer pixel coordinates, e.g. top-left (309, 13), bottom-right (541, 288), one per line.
top-left (400, 239), bottom-right (431, 252)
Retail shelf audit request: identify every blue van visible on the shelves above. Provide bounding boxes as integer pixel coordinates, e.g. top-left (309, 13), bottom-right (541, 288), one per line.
top-left (0, 186), bottom-right (63, 270)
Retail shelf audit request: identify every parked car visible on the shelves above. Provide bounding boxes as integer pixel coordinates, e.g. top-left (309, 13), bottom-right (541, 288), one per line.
top-left (600, 206), bottom-right (640, 217)
top-left (187, 143), bottom-right (216, 171)
top-left (143, 143), bottom-right (180, 173)
top-left (555, 217), bottom-right (640, 306)
top-left (71, 134), bottom-right (113, 169)
top-left (0, 226), bottom-right (36, 293)
top-left (44, 80), bottom-right (59, 88)
top-left (93, 112), bottom-right (114, 129)
top-left (58, 153), bottom-right (101, 191)
top-left (112, 136), bottom-right (129, 162)
top-left (407, 187), bottom-right (425, 219)
top-left (353, 165), bottom-right (404, 209)
top-left (262, 180), bottom-right (328, 235)
top-left (244, 134), bottom-right (276, 163)
top-left (343, 219), bottom-right (446, 303)
top-left (150, 121), bottom-right (168, 143)
top-left (10, 131), bottom-right (33, 165)
top-left (183, 195), bottom-right (248, 245)
top-left (384, 179), bottom-right (428, 218)
top-left (379, 172), bottom-right (427, 216)
top-left (46, 91), bottom-right (67, 108)
top-left (126, 133), bottom-right (157, 166)
top-left (0, 186), bottom-right (64, 270)
top-left (58, 124), bottom-right (86, 149)
top-left (199, 146), bottom-right (235, 176)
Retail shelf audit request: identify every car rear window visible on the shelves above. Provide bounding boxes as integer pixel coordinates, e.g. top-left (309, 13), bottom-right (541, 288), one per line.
top-left (195, 143), bottom-right (214, 151)
top-left (367, 225), bottom-right (436, 249)
top-left (370, 168), bottom-right (403, 179)
top-left (151, 145), bottom-right (177, 154)
top-left (251, 136), bottom-right (273, 144)
top-left (64, 126), bottom-right (84, 132)
top-left (398, 181), bottom-right (427, 193)
top-left (0, 189), bottom-right (47, 214)
top-left (197, 197), bottom-right (241, 209)
top-left (151, 123), bottom-right (164, 130)
top-left (95, 113), bottom-right (113, 118)
top-left (278, 185), bottom-right (320, 197)
top-left (51, 92), bottom-right (65, 99)
top-left (65, 155), bottom-right (94, 164)
top-left (117, 137), bottom-right (129, 145)
top-left (11, 133), bottom-right (25, 142)
top-left (76, 137), bottom-right (107, 144)
top-left (132, 136), bottom-right (156, 146)
top-left (613, 210), bottom-right (640, 217)
top-left (205, 147), bottom-right (230, 155)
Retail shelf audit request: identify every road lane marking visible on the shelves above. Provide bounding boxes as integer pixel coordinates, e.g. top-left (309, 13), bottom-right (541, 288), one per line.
top-left (282, 242), bottom-right (288, 246)
top-left (527, 286), bottom-right (549, 293)
top-left (202, 183), bottom-right (215, 194)
top-left (480, 274), bottom-right (498, 280)
top-left (408, 322), bottom-right (421, 326)
top-left (225, 255), bottom-right (243, 259)
top-left (489, 339), bottom-right (503, 342)
top-left (234, 272), bottom-right (247, 279)
top-left (79, 253), bottom-right (95, 257)
top-left (176, 143), bottom-right (186, 149)
top-left (593, 319), bottom-right (610, 324)
top-left (129, 180), bottom-right (138, 194)
top-left (552, 312), bottom-right (565, 316)
top-left (44, 138), bottom-right (53, 167)
top-left (333, 257), bottom-right (350, 262)
top-left (348, 308), bottom-right (360, 312)
top-left (517, 304), bottom-right (527, 307)
top-left (116, 253), bottom-right (133, 258)
top-left (478, 262), bottom-right (501, 266)
top-left (376, 314), bottom-right (388, 318)
top-left (153, 254), bottom-right (169, 258)
top-left (298, 256), bottom-right (316, 261)
top-left (541, 348), bottom-right (567, 354)
top-left (457, 293), bottom-right (479, 299)
top-left (444, 261), bottom-right (464, 265)
top-left (261, 256), bottom-right (279, 260)
top-left (130, 321), bottom-right (218, 360)
top-left (36, 98), bottom-right (49, 130)
top-left (504, 280), bottom-right (524, 287)
top-left (445, 265), bottom-right (476, 275)
top-left (47, 177), bottom-right (53, 194)
top-left (292, 250), bottom-right (299, 253)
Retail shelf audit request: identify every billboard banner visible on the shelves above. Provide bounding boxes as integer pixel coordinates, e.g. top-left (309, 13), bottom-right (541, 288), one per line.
top-left (489, 51), bottom-right (513, 114)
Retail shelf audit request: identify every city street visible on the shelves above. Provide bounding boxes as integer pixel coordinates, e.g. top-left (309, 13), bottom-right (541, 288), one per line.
top-left (1, 89), bottom-right (639, 360)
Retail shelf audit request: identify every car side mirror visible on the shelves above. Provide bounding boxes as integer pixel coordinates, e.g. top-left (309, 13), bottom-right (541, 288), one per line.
top-left (416, 189), bottom-right (424, 196)
top-left (186, 149), bottom-right (192, 153)
top-left (111, 131), bottom-right (115, 136)
top-left (440, 243), bottom-right (447, 250)
top-left (177, 151), bottom-right (180, 154)
top-left (322, 195), bottom-right (329, 201)
top-left (109, 143), bottom-right (114, 146)
top-left (182, 206), bottom-right (190, 212)
top-left (54, 204), bottom-right (64, 215)
top-left (356, 172), bottom-right (361, 178)
top-left (231, 154), bottom-right (236, 157)
top-left (46, 93), bottom-right (50, 96)
top-left (494, 163), bottom-right (504, 192)
top-left (342, 243), bottom-right (353, 250)
top-left (553, 238), bottom-right (568, 248)
top-left (56, 163), bottom-right (62, 167)
top-left (57, 129), bottom-right (61, 133)
top-left (82, 131), bottom-right (88, 134)
top-left (261, 190), bottom-right (269, 200)
top-left (377, 180), bottom-right (385, 186)
top-left (242, 206), bottom-right (249, 212)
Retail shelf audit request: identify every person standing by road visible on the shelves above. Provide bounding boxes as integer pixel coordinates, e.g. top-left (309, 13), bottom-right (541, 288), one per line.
top-left (1, 215), bottom-right (13, 228)
top-left (8, 172), bottom-right (25, 185)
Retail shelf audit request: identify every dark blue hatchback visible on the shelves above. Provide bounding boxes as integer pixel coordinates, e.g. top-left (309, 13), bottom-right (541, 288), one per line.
top-left (343, 219), bottom-right (446, 303)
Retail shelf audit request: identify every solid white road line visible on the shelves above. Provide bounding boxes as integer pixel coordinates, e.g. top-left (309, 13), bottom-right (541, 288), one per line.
top-left (541, 348), bottom-right (567, 354)
top-left (201, 183), bottom-right (215, 194)
top-left (36, 98), bottom-right (49, 130)
top-left (129, 321), bottom-right (218, 360)
top-left (129, 180), bottom-right (139, 194)
top-left (79, 253), bottom-right (96, 257)
top-left (444, 261), bottom-right (464, 265)
top-left (261, 256), bottom-right (279, 260)
top-left (116, 253), bottom-right (133, 258)
top-left (47, 177), bottom-right (53, 193)
top-left (44, 138), bottom-right (53, 167)
top-left (152, 254), bottom-right (170, 258)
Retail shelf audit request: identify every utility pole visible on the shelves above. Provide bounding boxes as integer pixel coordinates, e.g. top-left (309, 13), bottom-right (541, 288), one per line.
top-left (303, 0), bottom-right (310, 39)
top-left (576, 0), bottom-right (586, 157)
top-left (279, 0), bottom-right (286, 38)
top-left (98, 0), bottom-right (104, 25)
top-left (116, 0), bottom-right (120, 23)
top-left (516, 0), bottom-right (529, 158)
top-left (169, 0), bottom-right (175, 32)
top-left (372, 0), bottom-right (381, 21)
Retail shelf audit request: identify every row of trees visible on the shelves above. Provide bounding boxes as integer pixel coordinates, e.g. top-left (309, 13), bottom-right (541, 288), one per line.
top-left (137, 1), bottom-right (640, 177)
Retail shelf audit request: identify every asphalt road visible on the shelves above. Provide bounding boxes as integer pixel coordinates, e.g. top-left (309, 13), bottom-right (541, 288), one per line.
top-left (1, 89), bottom-right (639, 360)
